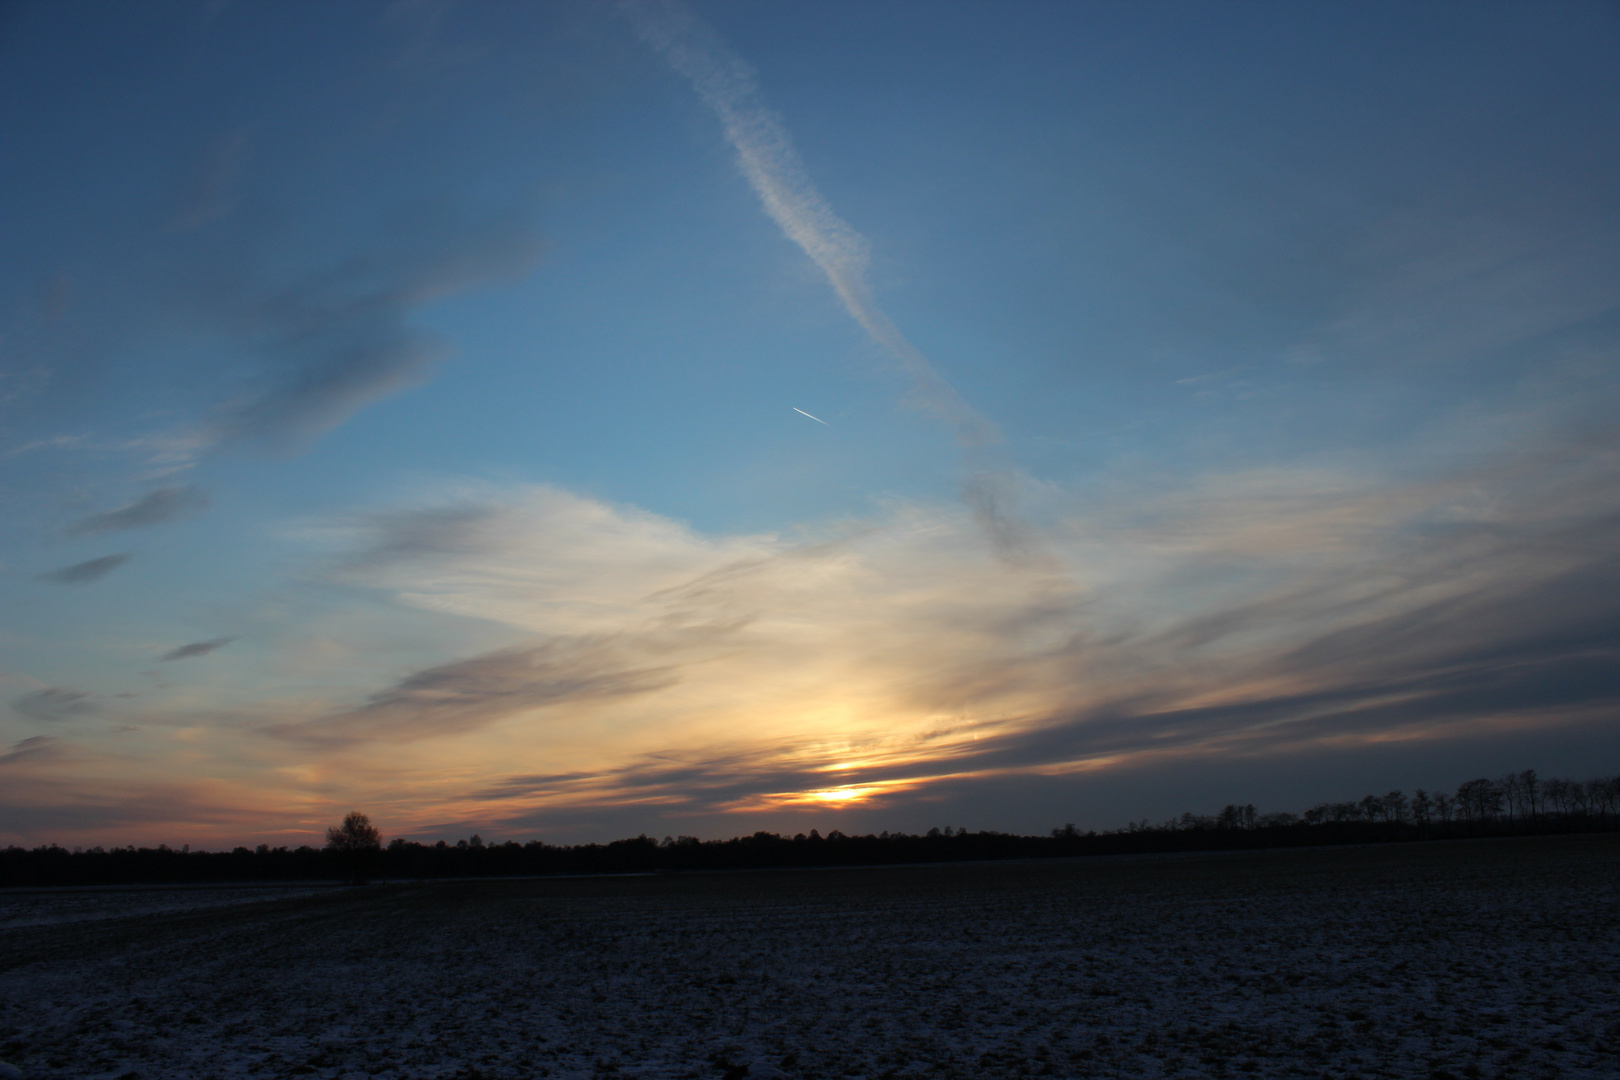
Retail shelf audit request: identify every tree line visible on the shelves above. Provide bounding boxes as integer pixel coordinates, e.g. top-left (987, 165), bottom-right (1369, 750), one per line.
top-left (1122, 769), bottom-right (1620, 834)
top-left (2, 769), bottom-right (1615, 888)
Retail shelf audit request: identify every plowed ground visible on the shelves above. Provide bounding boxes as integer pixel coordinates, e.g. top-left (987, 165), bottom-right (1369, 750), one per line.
top-left (3, 834), bottom-right (1618, 1079)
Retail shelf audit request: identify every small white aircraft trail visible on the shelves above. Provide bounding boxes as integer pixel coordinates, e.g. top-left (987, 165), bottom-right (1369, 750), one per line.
top-left (793, 407), bottom-right (829, 426)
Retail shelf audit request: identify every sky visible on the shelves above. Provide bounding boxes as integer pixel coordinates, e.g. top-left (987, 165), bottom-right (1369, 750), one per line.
top-left (2, 0), bottom-right (1618, 849)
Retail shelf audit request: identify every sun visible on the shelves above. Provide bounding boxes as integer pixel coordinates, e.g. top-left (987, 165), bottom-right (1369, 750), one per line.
top-left (805, 786), bottom-right (875, 804)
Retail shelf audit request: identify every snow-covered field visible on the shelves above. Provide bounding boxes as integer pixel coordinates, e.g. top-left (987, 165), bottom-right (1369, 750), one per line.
top-left (0, 885), bottom-right (327, 931)
top-left (2, 835), bottom-right (1617, 1080)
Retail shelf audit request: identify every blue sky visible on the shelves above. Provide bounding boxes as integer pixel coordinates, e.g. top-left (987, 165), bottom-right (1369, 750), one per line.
top-left (2, 0), bottom-right (1617, 847)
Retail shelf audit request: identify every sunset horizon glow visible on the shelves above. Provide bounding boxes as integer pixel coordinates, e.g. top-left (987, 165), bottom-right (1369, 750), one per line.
top-left (2, 1), bottom-right (1617, 850)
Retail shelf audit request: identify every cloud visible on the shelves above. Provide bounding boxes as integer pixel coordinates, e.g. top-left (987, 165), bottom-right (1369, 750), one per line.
top-left (171, 128), bottom-right (251, 230)
top-left (12, 688), bottom-right (98, 722)
top-left (0, 768), bottom-right (272, 846)
top-left (268, 637), bottom-right (685, 745)
top-left (55, 204), bottom-right (548, 477)
top-left (36, 552), bottom-right (131, 584)
top-left (160, 637), bottom-right (235, 662)
top-left (626, 1), bottom-right (1047, 566)
top-left (66, 485), bottom-right (209, 535)
top-left (0, 736), bottom-right (64, 766)
top-left (14, 418), bottom-right (1606, 844)
top-left (625, 0), bottom-right (986, 434)
top-left (316, 483), bottom-right (777, 630)
top-left (337, 503), bottom-right (502, 573)
top-left (248, 417), bottom-right (1620, 830)
top-left (203, 209), bottom-right (545, 454)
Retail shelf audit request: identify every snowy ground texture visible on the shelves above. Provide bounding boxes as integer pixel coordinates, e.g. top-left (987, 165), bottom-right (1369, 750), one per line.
top-left (2, 835), bottom-right (1618, 1080)
top-left (0, 885), bottom-right (326, 932)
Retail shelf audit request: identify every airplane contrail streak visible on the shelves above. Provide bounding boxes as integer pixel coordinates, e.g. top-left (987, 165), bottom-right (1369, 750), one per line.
top-left (793, 407), bottom-right (829, 426)
top-left (624, 0), bottom-right (993, 446)
top-left (624, 0), bottom-right (1051, 569)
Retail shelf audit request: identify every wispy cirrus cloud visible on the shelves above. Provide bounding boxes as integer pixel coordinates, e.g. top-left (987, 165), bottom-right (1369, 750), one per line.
top-left (627, 1), bottom-right (989, 432)
top-left (337, 503), bottom-right (502, 573)
top-left (66, 485), bottom-right (209, 535)
top-left (9, 418), bottom-right (1618, 844)
top-left (160, 637), bottom-right (235, 662)
top-left (267, 637), bottom-right (685, 746)
top-left (20, 204), bottom-right (549, 480)
top-left (0, 760), bottom-right (275, 847)
top-left (36, 553), bottom-right (130, 584)
top-left (200, 209), bottom-right (546, 456)
top-left (12, 688), bottom-right (98, 722)
top-left (0, 736), bottom-right (65, 766)
top-left (221, 417), bottom-right (1618, 837)
top-left (626, 0), bottom-right (1044, 564)
top-left (171, 128), bottom-right (252, 231)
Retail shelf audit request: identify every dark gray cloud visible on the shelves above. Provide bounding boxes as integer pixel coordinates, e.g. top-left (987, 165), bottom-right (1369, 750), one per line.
top-left (66, 486), bottom-right (209, 535)
top-left (244, 421), bottom-right (1620, 838)
top-left (171, 128), bottom-right (251, 231)
top-left (36, 553), bottom-right (131, 584)
top-left (340, 503), bottom-right (501, 572)
top-left (458, 429), bottom-right (1620, 828)
top-left (917, 512), bottom-right (1620, 789)
top-left (12, 688), bottom-right (97, 722)
top-left (468, 770), bottom-right (604, 800)
top-left (204, 207), bottom-right (546, 455)
top-left (469, 745), bottom-right (830, 834)
top-left (266, 636), bottom-right (683, 745)
top-left (160, 637), bottom-right (235, 662)
top-left (0, 736), bottom-right (63, 766)
top-left (0, 776), bottom-right (252, 839)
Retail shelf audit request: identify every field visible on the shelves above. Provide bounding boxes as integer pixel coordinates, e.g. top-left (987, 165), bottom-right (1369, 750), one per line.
top-left (2, 835), bottom-right (1618, 1080)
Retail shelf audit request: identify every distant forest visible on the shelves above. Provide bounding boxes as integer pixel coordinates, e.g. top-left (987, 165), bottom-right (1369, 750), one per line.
top-left (4, 769), bottom-right (1617, 888)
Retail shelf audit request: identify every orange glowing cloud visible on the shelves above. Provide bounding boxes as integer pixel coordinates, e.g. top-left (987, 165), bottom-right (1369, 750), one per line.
top-left (7, 431), bottom-right (1618, 847)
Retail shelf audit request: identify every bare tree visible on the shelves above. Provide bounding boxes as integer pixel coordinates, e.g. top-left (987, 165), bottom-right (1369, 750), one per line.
top-left (1520, 769), bottom-right (1540, 822)
top-left (1499, 771), bottom-right (1523, 822)
top-left (1566, 778), bottom-right (1589, 824)
top-left (1382, 790), bottom-right (1409, 825)
top-left (1544, 777), bottom-right (1572, 820)
top-left (1216, 804), bottom-right (1255, 829)
top-left (1411, 788), bottom-right (1433, 829)
top-left (1456, 778), bottom-right (1502, 827)
top-left (1434, 791), bottom-right (1454, 826)
top-left (1480, 779), bottom-right (1505, 822)
top-left (1588, 776), bottom-right (1620, 826)
top-left (325, 810), bottom-right (382, 883)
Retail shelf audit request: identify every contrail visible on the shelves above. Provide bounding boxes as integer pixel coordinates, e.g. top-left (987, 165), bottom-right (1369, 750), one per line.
top-left (624, 0), bottom-right (1046, 567)
top-left (793, 407), bottom-right (829, 426)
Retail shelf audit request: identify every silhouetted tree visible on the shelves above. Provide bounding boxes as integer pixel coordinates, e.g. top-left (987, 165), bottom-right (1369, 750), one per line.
top-left (1519, 769), bottom-right (1540, 821)
top-left (9, 768), bottom-right (1620, 889)
top-left (1499, 771), bottom-right (1523, 821)
top-left (1586, 778), bottom-right (1613, 826)
top-left (1544, 777), bottom-right (1572, 820)
top-left (325, 810), bottom-right (382, 883)
top-left (1456, 778), bottom-right (1502, 828)
top-left (1411, 789), bottom-right (1433, 830)
top-left (1594, 777), bottom-right (1620, 825)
